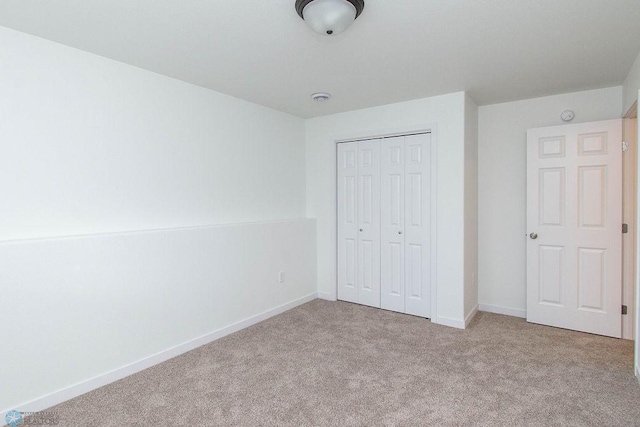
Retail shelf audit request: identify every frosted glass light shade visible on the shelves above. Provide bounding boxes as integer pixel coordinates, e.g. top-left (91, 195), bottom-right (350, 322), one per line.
top-left (302, 0), bottom-right (357, 35)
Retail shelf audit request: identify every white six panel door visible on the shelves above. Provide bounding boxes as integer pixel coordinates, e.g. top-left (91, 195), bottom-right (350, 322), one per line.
top-left (381, 136), bottom-right (406, 312)
top-left (337, 142), bottom-right (359, 303)
top-left (357, 139), bottom-right (381, 308)
top-left (526, 119), bottom-right (622, 338)
top-left (380, 134), bottom-right (432, 317)
top-left (403, 134), bottom-right (432, 317)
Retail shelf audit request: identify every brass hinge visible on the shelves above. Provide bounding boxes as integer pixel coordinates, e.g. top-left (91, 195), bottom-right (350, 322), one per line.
top-left (622, 305), bottom-right (628, 315)
top-left (623, 224), bottom-right (629, 234)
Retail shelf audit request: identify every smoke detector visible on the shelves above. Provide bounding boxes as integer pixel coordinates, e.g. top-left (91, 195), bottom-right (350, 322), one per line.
top-left (311, 92), bottom-right (331, 102)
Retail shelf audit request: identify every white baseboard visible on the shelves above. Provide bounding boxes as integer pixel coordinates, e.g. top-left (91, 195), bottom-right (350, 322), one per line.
top-left (464, 305), bottom-right (479, 328)
top-left (479, 303), bottom-right (526, 319)
top-left (636, 365), bottom-right (640, 386)
top-left (1, 292), bottom-right (317, 419)
top-left (317, 291), bottom-right (336, 301)
top-left (435, 315), bottom-right (465, 329)
top-left (436, 306), bottom-right (477, 330)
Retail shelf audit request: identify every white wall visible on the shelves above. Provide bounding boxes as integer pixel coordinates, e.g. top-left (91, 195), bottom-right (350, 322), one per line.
top-left (0, 220), bottom-right (317, 414)
top-left (0, 27), bottom-right (317, 413)
top-left (464, 94), bottom-right (479, 322)
top-left (0, 26), bottom-right (306, 242)
top-left (478, 87), bottom-right (623, 317)
top-left (306, 92), bottom-right (469, 326)
top-left (623, 52), bottom-right (640, 115)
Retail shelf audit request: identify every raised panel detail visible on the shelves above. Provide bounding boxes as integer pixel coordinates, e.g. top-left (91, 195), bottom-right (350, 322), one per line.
top-left (578, 248), bottom-right (605, 312)
top-left (539, 246), bottom-right (563, 306)
top-left (579, 166), bottom-right (606, 228)
top-left (390, 147), bottom-right (401, 165)
top-left (345, 238), bottom-right (356, 288)
top-left (390, 174), bottom-right (402, 226)
top-left (360, 240), bottom-right (373, 290)
top-left (361, 175), bottom-right (372, 225)
top-left (362, 149), bottom-right (373, 166)
top-left (389, 243), bottom-right (402, 295)
top-left (344, 151), bottom-right (356, 168)
top-left (407, 244), bottom-right (422, 298)
top-left (409, 173), bottom-right (422, 227)
top-left (410, 145), bottom-right (422, 163)
top-left (578, 132), bottom-right (607, 156)
top-left (538, 168), bottom-right (565, 226)
top-left (538, 136), bottom-right (565, 158)
top-left (344, 176), bottom-right (356, 224)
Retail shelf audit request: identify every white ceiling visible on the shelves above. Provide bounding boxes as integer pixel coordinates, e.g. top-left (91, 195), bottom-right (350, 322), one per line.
top-left (1, 0), bottom-right (640, 118)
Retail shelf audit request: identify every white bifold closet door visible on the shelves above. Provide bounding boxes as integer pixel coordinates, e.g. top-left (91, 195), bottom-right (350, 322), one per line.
top-left (337, 139), bottom-right (381, 308)
top-left (337, 133), bottom-right (431, 317)
top-left (381, 134), bottom-right (432, 317)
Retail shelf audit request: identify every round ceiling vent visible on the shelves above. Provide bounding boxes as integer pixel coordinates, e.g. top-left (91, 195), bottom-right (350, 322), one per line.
top-left (311, 92), bottom-right (331, 102)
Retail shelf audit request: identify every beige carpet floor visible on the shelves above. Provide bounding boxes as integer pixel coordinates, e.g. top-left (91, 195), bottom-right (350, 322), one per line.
top-left (48, 300), bottom-right (640, 426)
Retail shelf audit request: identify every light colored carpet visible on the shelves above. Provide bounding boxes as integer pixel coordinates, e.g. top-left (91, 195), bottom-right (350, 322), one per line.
top-left (48, 300), bottom-right (640, 426)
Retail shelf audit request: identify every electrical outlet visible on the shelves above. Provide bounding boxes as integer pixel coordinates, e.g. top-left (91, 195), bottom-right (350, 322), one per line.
top-left (279, 271), bottom-right (285, 283)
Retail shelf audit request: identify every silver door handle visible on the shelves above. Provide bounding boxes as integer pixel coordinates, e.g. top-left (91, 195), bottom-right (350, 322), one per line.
top-left (529, 233), bottom-right (538, 240)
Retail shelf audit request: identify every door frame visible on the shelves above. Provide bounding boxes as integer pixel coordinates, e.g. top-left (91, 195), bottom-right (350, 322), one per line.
top-left (623, 104), bottom-right (637, 340)
top-left (331, 124), bottom-right (438, 322)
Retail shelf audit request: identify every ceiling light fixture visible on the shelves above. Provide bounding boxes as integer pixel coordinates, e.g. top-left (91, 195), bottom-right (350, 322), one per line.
top-left (311, 92), bottom-right (332, 102)
top-left (295, 0), bottom-right (365, 36)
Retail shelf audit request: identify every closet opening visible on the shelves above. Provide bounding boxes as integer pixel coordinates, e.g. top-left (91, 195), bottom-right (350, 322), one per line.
top-left (335, 130), bottom-right (437, 319)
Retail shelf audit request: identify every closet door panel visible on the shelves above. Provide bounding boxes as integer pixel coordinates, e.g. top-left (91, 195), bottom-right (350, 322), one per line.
top-left (357, 139), bottom-right (381, 308)
top-left (381, 136), bottom-right (405, 312)
top-left (337, 143), bottom-right (359, 303)
top-left (404, 134), bottom-right (432, 317)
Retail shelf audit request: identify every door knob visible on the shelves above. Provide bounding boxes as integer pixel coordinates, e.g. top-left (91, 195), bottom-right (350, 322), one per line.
top-left (529, 232), bottom-right (538, 240)
top-left (398, 231), bottom-right (403, 235)
top-left (359, 228), bottom-right (363, 232)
